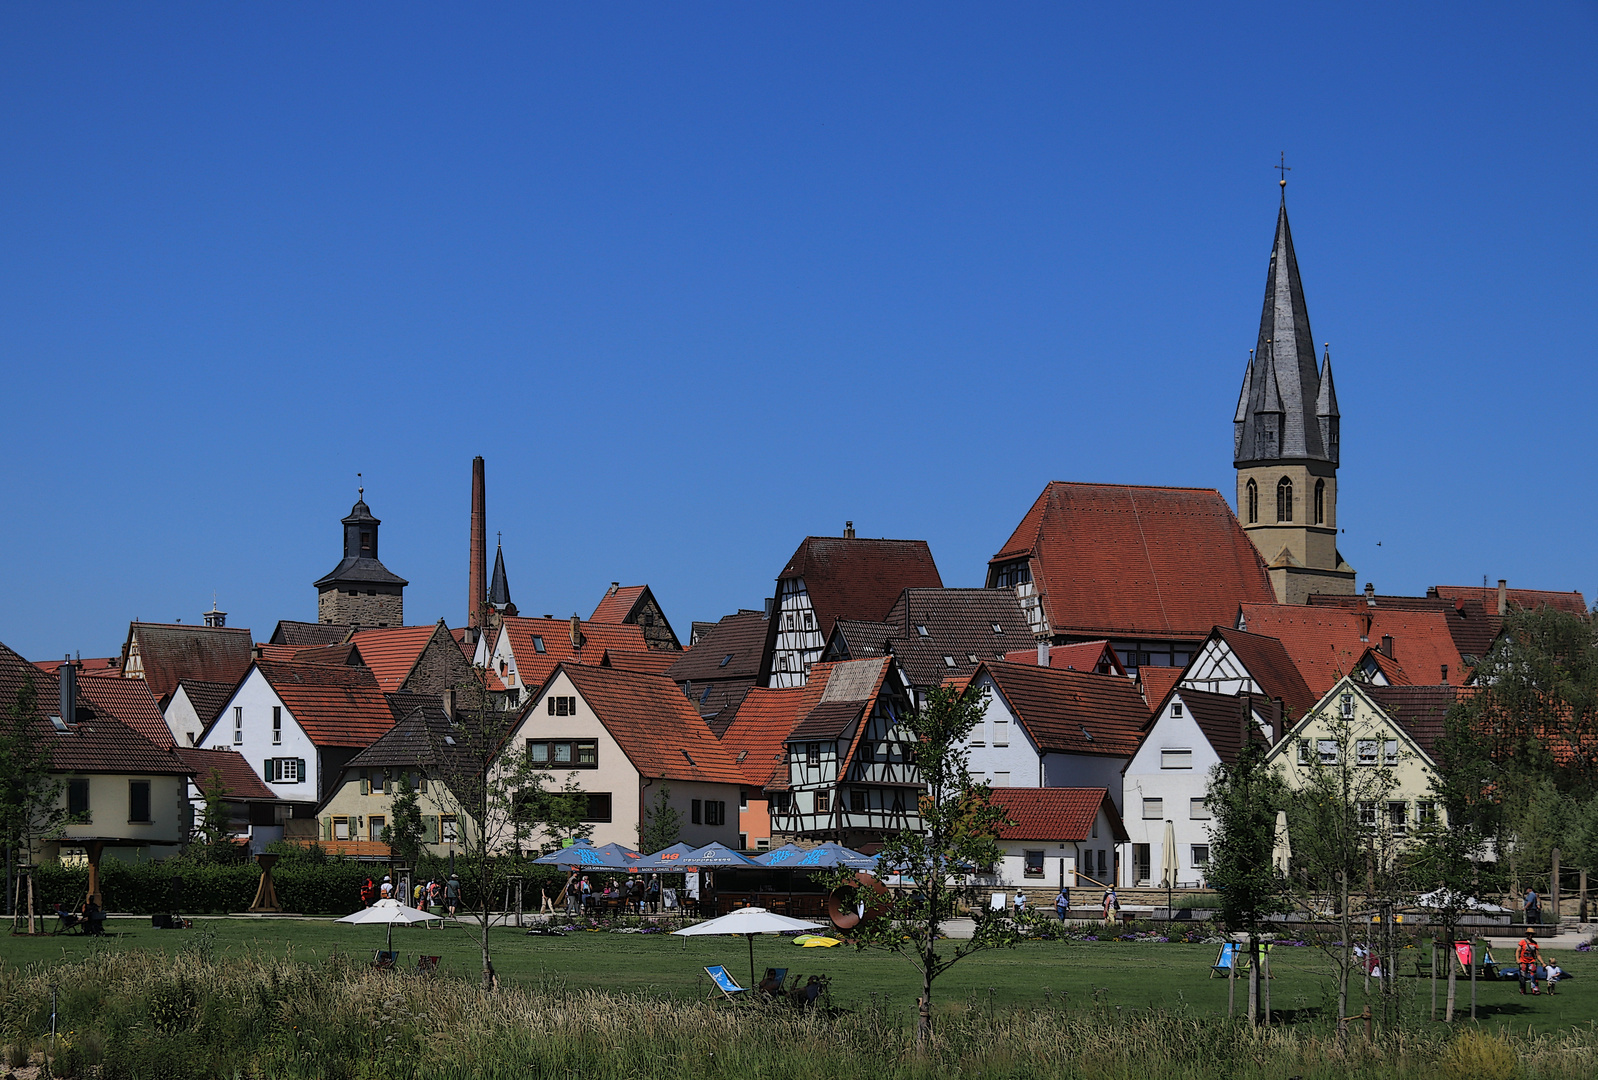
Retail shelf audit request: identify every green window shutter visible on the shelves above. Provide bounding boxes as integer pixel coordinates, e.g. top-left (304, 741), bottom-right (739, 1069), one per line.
top-left (424, 816), bottom-right (440, 844)
top-left (322, 816), bottom-right (332, 841)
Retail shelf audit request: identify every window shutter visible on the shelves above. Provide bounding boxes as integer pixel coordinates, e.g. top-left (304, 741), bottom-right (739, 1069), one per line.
top-left (360, 778), bottom-right (371, 795)
top-left (297, 759), bottom-right (307, 783)
top-left (425, 815), bottom-right (440, 844)
top-left (322, 816), bottom-right (332, 841)
top-left (264, 759), bottom-right (273, 783)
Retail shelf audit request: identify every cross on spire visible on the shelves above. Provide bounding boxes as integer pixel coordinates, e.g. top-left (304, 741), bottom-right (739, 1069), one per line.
top-left (1275, 152), bottom-right (1291, 190)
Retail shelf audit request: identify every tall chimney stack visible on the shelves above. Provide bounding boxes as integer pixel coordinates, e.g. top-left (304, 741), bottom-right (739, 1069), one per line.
top-left (1497, 579), bottom-right (1508, 617)
top-left (468, 457), bottom-right (487, 629)
top-left (60, 653), bottom-right (77, 726)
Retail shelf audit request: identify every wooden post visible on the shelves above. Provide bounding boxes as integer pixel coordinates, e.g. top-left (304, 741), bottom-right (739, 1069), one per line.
top-left (27, 872), bottom-right (35, 937)
top-left (1445, 937), bottom-right (1458, 1022)
top-left (1262, 943), bottom-right (1272, 1024)
top-left (1228, 941), bottom-right (1236, 1017)
top-left (1430, 939), bottom-right (1438, 1021)
top-left (1247, 938), bottom-right (1259, 1027)
top-left (1470, 938), bottom-right (1477, 1020)
top-left (1581, 869), bottom-right (1588, 922)
top-left (1550, 848), bottom-right (1560, 923)
top-left (1364, 915), bottom-right (1372, 995)
top-left (1363, 1005), bottom-right (1372, 1042)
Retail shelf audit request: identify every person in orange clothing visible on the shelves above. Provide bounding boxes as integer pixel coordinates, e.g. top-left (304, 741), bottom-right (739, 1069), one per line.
top-left (1516, 930), bottom-right (1542, 995)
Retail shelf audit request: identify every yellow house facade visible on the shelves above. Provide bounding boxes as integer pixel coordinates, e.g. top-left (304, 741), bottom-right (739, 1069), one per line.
top-left (1265, 675), bottom-right (1445, 843)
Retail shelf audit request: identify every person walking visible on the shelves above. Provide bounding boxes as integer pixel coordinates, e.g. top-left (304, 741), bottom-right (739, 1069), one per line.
top-left (645, 874), bottom-right (661, 914)
top-left (1101, 887), bottom-right (1118, 926)
top-left (444, 873), bottom-right (461, 916)
top-left (360, 876), bottom-right (377, 907)
top-left (1517, 930), bottom-right (1542, 995)
top-left (1524, 886), bottom-right (1541, 926)
top-left (1054, 886), bottom-right (1071, 922)
top-left (379, 875), bottom-right (393, 900)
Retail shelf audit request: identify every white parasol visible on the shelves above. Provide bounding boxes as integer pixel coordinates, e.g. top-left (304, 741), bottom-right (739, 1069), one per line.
top-left (1272, 811), bottom-right (1292, 874)
top-left (672, 906), bottom-right (826, 987)
top-left (337, 898), bottom-right (442, 952)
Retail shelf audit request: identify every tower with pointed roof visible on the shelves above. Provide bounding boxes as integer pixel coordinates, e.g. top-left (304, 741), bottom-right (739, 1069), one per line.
top-left (314, 491), bottom-right (408, 628)
top-left (1233, 179), bottom-right (1356, 604)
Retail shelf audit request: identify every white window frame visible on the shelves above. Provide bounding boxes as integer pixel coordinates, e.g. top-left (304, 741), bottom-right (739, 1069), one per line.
top-left (1142, 798), bottom-right (1163, 820)
top-left (1160, 749), bottom-right (1193, 770)
top-left (233, 706), bottom-right (243, 745)
top-left (1189, 798), bottom-right (1211, 820)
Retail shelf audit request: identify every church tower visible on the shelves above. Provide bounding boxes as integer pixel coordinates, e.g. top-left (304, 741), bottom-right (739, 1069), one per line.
top-left (314, 488), bottom-right (409, 627)
top-left (1233, 180), bottom-right (1356, 604)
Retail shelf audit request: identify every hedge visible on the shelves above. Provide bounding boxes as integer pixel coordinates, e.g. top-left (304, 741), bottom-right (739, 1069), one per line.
top-left (21, 854), bottom-right (572, 916)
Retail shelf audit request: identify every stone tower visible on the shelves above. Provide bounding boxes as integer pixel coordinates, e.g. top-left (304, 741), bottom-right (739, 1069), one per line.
top-left (314, 491), bottom-right (408, 627)
top-left (1233, 184), bottom-right (1356, 604)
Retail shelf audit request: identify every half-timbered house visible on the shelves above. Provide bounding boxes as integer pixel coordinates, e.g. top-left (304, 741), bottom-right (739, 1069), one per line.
top-left (766, 658), bottom-right (923, 847)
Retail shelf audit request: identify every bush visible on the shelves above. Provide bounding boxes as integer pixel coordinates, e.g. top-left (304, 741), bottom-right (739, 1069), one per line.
top-left (1437, 1030), bottom-right (1521, 1080)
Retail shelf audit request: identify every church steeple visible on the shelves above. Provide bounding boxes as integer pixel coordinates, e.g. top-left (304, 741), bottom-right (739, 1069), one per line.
top-left (313, 483), bottom-right (409, 627)
top-left (1232, 176), bottom-right (1355, 604)
top-left (488, 536), bottom-right (515, 615)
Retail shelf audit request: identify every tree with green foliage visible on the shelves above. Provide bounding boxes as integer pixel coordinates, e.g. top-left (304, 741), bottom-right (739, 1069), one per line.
top-left (830, 684), bottom-right (1019, 1049)
top-left (518, 772), bottom-right (594, 852)
top-left (1, 674), bottom-right (66, 927)
top-left (1204, 738), bottom-right (1289, 1026)
top-left (637, 784), bottom-right (681, 854)
top-left (188, 768), bottom-right (237, 862)
top-left (380, 781), bottom-right (428, 868)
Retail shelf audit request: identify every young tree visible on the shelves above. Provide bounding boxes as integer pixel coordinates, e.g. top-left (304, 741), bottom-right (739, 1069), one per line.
top-left (1204, 739), bottom-right (1286, 1025)
top-left (380, 781), bottom-right (428, 869)
top-left (422, 673), bottom-right (541, 991)
top-left (0, 675), bottom-right (65, 928)
top-left (519, 772), bottom-right (595, 851)
top-left (831, 684), bottom-right (1020, 1049)
top-left (189, 768), bottom-right (236, 862)
top-left (637, 784), bottom-right (681, 854)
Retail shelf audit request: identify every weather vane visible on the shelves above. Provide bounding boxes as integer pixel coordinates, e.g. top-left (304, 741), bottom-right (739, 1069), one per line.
top-left (357, 471), bottom-right (363, 498)
top-left (1276, 152), bottom-right (1291, 188)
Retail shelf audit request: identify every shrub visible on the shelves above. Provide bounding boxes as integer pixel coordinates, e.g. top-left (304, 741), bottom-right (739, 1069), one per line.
top-left (1437, 1030), bottom-right (1520, 1080)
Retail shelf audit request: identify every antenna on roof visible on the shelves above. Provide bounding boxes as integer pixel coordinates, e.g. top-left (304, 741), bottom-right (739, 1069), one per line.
top-left (357, 472), bottom-right (363, 498)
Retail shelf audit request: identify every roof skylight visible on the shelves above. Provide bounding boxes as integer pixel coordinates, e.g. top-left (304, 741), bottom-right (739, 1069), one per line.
top-left (916, 625), bottom-right (929, 637)
top-left (943, 656), bottom-right (956, 667)
top-left (531, 636), bottom-right (546, 654)
top-left (719, 653), bottom-right (733, 667)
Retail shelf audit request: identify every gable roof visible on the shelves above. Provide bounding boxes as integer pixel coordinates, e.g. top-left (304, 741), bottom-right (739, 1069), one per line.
top-left (988, 787), bottom-right (1128, 843)
top-left (1004, 640), bottom-right (1128, 676)
top-left (252, 660), bottom-right (394, 748)
top-left (979, 660), bottom-right (1150, 758)
top-left (1238, 604), bottom-right (1467, 697)
top-left (718, 683), bottom-right (822, 787)
top-left (121, 622), bottom-right (254, 699)
top-left (989, 482), bottom-right (1275, 640)
top-left (876, 588), bottom-right (1031, 689)
top-left (591, 585), bottom-right (649, 624)
top-left (1307, 591), bottom-right (1503, 662)
top-left (173, 747), bottom-right (278, 801)
top-left (1365, 685), bottom-right (1457, 758)
top-left (347, 624), bottom-right (441, 692)
top-left (1433, 585), bottom-right (1588, 617)
top-left (787, 658), bottom-right (892, 742)
top-left (1208, 626), bottom-right (1318, 716)
top-left (555, 664), bottom-right (745, 785)
top-left (777, 536), bottom-right (942, 629)
top-left (338, 693), bottom-right (479, 789)
top-left (597, 648), bottom-right (681, 676)
top-left (667, 610), bottom-right (768, 685)
top-left (493, 616), bottom-right (652, 694)
top-left (76, 674), bottom-right (174, 749)
top-left (167, 679), bottom-right (236, 729)
top-left (1172, 687), bottom-right (1273, 765)
top-left (269, 620), bottom-right (350, 649)
top-left (1135, 665), bottom-right (1183, 716)
top-left (0, 640), bottom-right (188, 776)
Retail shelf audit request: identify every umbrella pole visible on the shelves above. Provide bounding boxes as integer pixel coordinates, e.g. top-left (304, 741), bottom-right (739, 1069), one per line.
top-left (387, 919), bottom-right (393, 954)
top-left (748, 933), bottom-right (756, 989)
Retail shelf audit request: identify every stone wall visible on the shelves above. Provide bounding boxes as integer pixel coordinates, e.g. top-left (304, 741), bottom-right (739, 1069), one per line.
top-left (401, 628), bottom-right (477, 695)
top-left (318, 587), bottom-right (403, 629)
top-left (633, 595), bottom-right (681, 651)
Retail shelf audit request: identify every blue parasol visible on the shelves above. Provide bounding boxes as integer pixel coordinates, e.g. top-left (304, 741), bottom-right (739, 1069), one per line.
top-left (680, 842), bottom-right (762, 868)
top-left (755, 841), bottom-right (876, 870)
top-left (532, 840), bottom-right (631, 869)
top-left (632, 842), bottom-right (698, 872)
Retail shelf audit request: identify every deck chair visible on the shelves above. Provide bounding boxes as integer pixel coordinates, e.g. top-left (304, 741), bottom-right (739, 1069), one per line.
top-left (1210, 942), bottom-right (1250, 978)
top-left (990, 892), bottom-right (1007, 911)
top-left (705, 965), bottom-right (748, 1002)
top-left (373, 950), bottom-right (398, 970)
top-left (416, 955), bottom-right (440, 977)
top-left (757, 967), bottom-right (788, 995)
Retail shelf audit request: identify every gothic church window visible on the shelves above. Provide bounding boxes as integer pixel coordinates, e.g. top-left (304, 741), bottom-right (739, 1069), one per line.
top-left (1276, 477), bottom-right (1293, 522)
top-left (1314, 479), bottom-right (1325, 525)
top-left (1245, 479), bottom-right (1258, 523)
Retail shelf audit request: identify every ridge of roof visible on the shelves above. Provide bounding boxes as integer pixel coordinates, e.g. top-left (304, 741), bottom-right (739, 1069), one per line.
top-left (554, 664), bottom-right (745, 785)
top-left (979, 660), bottom-right (1150, 757)
top-left (988, 787), bottom-right (1128, 843)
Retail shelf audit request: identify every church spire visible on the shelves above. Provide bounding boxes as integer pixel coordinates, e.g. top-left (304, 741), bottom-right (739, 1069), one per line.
top-left (1316, 344), bottom-right (1340, 466)
top-left (1234, 194), bottom-right (1330, 464)
top-left (488, 535), bottom-right (514, 612)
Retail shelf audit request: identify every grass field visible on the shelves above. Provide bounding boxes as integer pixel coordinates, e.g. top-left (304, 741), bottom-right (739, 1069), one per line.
top-left (3, 916), bottom-right (1591, 1034)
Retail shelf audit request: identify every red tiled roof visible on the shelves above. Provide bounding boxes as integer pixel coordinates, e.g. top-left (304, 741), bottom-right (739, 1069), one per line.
top-left (777, 536), bottom-right (943, 632)
top-left (591, 585), bottom-right (648, 624)
top-left (718, 683), bottom-right (823, 787)
top-left (1238, 605), bottom-right (1467, 697)
top-left (122, 622), bottom-right (254, 699)
top-left (988, 787), bottom-right (1128, 843)
top-left (556, 665), bottom-right (746, 785)
top-left (1003, 640), bottom-right (1127, 676)
top-left (173, 747), bottom-right (277, 800)
top-left (347, 625), bottom-right (438, 692)
top-left (1307, 592), bottom-right (1503, 662)
top-left (1434, 585), bottom-right (1588, 616)
top-left (989, 482), bottom-right (1275, 639)
top-left (494, 617), bottom-right (650, 693)
top-left (0, 639), bottom-right (187, 776)
top-left (668, 611), bottom-right (768, 683)
top-left (255, 644), bottom-right (300, 662)
top-left (1365, 685), bottom-right (1457, 758)
top-left (1136, 666), bottom-right (1183, 716)
top-left (979, 661), bottom-right (1150, 757)
top-left (33, 657), bottom-right (119, 675)
top-left (598, 648), bottom-right (681, 676)
top-left (76, 674), bottom-right (174, 749)
top-left (255, 660), bottom-right (394, 748)
top-left (1210, 626), bottom-right (1318, 717)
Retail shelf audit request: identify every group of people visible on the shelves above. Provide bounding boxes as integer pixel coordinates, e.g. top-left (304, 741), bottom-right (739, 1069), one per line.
top-left (359, 873), bottom-right (461, 916)
top-left (565, 873), bottom-right (670, 915)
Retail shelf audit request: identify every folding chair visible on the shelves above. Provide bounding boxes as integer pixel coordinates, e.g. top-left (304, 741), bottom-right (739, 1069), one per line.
top-left (373, 950), bottom-right (398, 971)
top-left (705, 965), bottom-right (749, 1002)
top-left (416, 955), bottom-right (440, 977)
top-left (1209, 942), bottom-right (1252, 978)
top-left (757, 967), bottom-right (788, 996)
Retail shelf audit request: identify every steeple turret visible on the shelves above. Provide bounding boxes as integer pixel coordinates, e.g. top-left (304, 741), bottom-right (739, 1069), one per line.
top-left (488, 536), bottom-right (515, 615)
top-left (313, 483), bottom-right (408, 627)
top-left (1232, 176), bottom-right (1354, 604)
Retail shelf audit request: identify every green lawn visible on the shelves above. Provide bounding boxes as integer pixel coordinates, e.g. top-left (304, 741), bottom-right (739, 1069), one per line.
top-left (3, 917), bottom-right (1592, 1034)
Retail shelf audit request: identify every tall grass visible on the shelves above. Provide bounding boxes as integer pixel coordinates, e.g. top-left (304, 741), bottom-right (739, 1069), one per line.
top-left (0, 948), bottom-right (1593, 1080)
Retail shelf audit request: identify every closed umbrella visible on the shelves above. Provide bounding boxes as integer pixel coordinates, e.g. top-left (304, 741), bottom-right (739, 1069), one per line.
top-left (1160, 821), bottom-right (1180, 888)
top-left (336, 897), bottom-right (441, 953)
top-left (672, 905), bottom-right (827, 987)
top-left (1272, 811), bottom-right (1292, 874)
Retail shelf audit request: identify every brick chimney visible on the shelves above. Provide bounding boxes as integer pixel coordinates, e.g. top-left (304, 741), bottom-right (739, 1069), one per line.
top-left (1380, 634), bottom-right (1394, 659)
top-left (844, 520), bottom-right (856, 539)
top-left (468, 456), bottom-right (486, 630)
top-left (1497, 579), bottom-right (1508, 617)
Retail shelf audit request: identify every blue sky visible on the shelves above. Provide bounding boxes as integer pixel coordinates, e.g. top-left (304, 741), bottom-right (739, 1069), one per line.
top-left (3, 3), bottom-right (1594, 660)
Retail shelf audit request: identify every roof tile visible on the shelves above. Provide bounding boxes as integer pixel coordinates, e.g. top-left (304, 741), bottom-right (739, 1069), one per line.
top-left (988, 787), bottom-right (1128, 843)
top-left (980, 661), bottom-right (1150, 757)
top-left (556, 665), bottom-right (746, 786)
